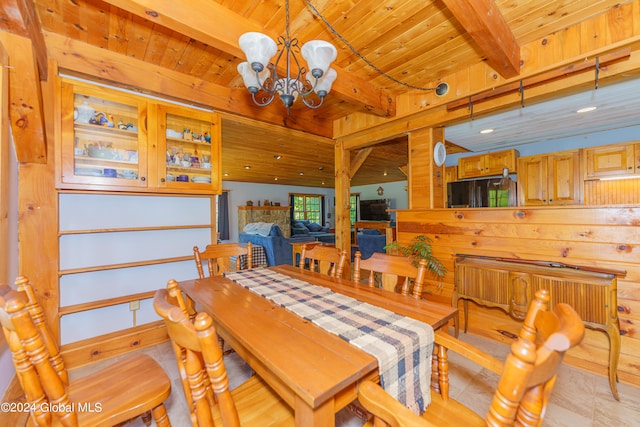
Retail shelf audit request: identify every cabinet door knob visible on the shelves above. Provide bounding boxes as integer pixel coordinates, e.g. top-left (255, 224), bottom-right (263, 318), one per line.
top-left (141, 176), bottom-right (146, 181)
top-left (161, 178), bottom-right (165, 183)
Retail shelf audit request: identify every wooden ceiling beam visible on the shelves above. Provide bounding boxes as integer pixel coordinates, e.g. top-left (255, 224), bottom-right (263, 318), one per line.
top-left (101, 0), bottom-right (395, 118)
top-left (16, 0), bottom-right (48, 81)
top-left (350, 147), bottom-right (373, 176)
top-left (441, 0), bottom-right (520, 79)
top-left (45, 32), bottom-right (333, 138)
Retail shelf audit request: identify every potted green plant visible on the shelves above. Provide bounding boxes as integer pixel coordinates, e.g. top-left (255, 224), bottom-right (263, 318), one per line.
top-left (385, 235), bottom-right (446, 279)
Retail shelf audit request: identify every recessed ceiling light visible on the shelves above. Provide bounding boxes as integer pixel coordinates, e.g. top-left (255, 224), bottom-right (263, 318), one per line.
top-left (383, 171), bottom-right (388, 176)
top-left (274, 177), bottom-right (278, 181)
top-left (299, 172), bottom-right (304, 175)
top-left (318, 166), bottom-right (324, 171)
top-left (273, 155), bottom-right (282, 159)
top-left (576, 106), bottom-right (597, 113)
top-left (480, 128), bottom-right (494, 134)
top-left (223, 173), bottom-right (229, 177)
top-left (321, 181), bottom-right (325, 185)
top-left (244, 165), bottom-right (251, 169)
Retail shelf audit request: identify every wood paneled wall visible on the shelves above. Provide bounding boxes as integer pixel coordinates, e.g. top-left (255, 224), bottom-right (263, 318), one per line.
top-left (395, 206), bottom-right (640, 388)
top-left (584, 179), bottom-right (640, 205)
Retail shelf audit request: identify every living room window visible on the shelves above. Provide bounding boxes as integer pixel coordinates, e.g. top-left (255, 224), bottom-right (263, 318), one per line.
top-left (350, 194), bottom-right (359, 225)
top-left (290, 194), bottom-right (324, 224)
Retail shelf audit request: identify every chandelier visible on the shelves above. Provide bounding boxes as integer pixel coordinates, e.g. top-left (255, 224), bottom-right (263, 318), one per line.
top-left (237, 0), bottom-right (337, 114)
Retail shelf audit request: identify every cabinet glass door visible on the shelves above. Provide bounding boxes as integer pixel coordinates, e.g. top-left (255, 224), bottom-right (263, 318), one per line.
top-left (158, 105), bottom-right (220, 193)
top-left (59, 81), bottom-right (148, 189)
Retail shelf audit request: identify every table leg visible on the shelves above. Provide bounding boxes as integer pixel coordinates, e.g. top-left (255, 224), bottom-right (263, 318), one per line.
top-left (431, 345), bottom-right (440, 395)
top-left (295, 397), bottom-right (335, 427)
top-left (438, 344), bottom-right (449, 401)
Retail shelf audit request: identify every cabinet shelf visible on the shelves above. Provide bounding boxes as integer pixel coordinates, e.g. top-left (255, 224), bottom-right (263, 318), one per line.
top-left (75, 122), bottom-right (138, 139)
top-left (165, 137), bottom-right (212, 147)
top-left (58, 290), bottom-right (157, 316)
top-left (59, 255), bottom-right (194, 276)
top-left (166, 165), bottom-right (211, 174)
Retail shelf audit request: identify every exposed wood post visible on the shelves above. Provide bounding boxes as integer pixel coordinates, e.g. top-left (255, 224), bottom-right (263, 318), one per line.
top-left (407, 127), bottom-right (445, 209)
top-left (334, 140), bottom-right (351, 256)
top-left (0, 41), bottom-right (9, 284)
top-left (0, 31), bottom-right (47, 164)
top-left (17, 61), bottom-right (59, 339)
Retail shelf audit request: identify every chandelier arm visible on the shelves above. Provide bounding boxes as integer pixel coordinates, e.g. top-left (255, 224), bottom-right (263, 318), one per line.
top-left (250, 91), bottom-right (276, 107)
top-left (301, 95), bottom-right (324, 109)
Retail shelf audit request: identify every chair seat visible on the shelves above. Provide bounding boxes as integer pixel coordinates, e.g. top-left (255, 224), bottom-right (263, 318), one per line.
top-left (29, 353), bottom-right (171, 427)
top-left (363, 389), bottom-right (484, 427)
top-left (421, 390), bottom-right (484, 426)
top-left (212, 375), bottom-right (294, 426)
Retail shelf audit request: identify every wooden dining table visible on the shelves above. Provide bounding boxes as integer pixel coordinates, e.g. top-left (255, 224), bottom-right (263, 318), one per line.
top-left (179, 264), bottom-right (458, 427)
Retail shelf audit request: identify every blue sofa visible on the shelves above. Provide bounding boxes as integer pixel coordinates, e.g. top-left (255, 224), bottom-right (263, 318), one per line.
top-left (291, 219), bottom-right (335, 244)
top-left (357, 229), bottom-right (387, 259)
top-left (239, 224), bottom-right (314, 266)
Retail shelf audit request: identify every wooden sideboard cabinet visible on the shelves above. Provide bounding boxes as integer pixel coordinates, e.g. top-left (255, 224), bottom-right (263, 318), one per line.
top-left (457, 149), bottom-right (518, 179)
top-left (453, 255), bottom-right (622, 400)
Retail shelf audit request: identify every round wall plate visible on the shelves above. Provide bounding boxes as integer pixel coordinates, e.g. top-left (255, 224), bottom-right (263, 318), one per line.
top-left (434, 141), bottom-right (446, 166)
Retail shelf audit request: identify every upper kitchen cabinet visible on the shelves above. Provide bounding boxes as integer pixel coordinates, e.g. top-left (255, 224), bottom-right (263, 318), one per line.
top-left (457, 149), bottom-right (519, 179)
top-left (517, 150), bottom-right (581, 206)
top-left (56, 79), bottom-right (221, 194)
top-left (583, 141), bottom-right (640, 179)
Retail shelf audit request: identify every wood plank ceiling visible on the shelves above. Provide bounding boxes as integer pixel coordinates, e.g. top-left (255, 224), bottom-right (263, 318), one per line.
top-left (1, 0), bottom-right (636, 186)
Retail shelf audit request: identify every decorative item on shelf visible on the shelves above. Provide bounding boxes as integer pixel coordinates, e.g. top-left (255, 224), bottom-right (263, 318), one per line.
top-left (263, 200), bottom-right (270, 207)
top-left (94, 112), bottom-right (114, 128)
top-left (122, 170), bottom-right (138, 179)
top-left (117, 120), bottom-right (128, 130)
top-left (126, 123), bottom-right (138, 132)
top-left (166, 129), bottom-right (182, 139)
top-left (74, 101), bottom-right (95, 123)
top-left (176, 175), bottom-right (189, 182)
top-left (103, 168), bottom-right (117, 178)
top-left (236, 0), bottom-right (337, 115)
top-left (190, 156), bottom-right (200, 168)
top-left (183, 129), bottom-right (191, 140)
top-left (246, 200), bottom-right (254, 206)
top-left (274, 202), bottom-right (281, 206)
top-left (204, 132), bottom-right (211, 143)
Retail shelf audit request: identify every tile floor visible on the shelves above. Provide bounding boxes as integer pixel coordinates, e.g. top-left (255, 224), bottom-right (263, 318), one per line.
top-left (70, 331), bottom-right (640, 427)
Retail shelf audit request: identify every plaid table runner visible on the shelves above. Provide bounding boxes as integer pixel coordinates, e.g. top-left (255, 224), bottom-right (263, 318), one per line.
top-left (230, 244), bottom-right (268, 269)
top-left (224, 268), bottom-right (433, 414)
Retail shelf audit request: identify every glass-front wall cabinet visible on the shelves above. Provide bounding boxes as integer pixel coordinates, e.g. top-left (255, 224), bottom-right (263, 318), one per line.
top-left (57, 79), bottom-right (220, 194)
top-left (59, 80), bottom-right (148, 189)
top-left (157, 104), bottom-right (221, 192)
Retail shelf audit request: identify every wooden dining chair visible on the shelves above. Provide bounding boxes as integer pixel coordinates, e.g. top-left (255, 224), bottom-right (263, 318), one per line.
top-left (299, 243), bottom-right (347, 278)
top-left (0, 277), bottom-right (172, 427)
top-left (353, 250), bottom-right (428, 296)
top-left (357, 289), bottom-right (585, 427)
top-left (153, 279), bottom-right (295, 427)
top-left (194, 242), bottom-right (253, 278)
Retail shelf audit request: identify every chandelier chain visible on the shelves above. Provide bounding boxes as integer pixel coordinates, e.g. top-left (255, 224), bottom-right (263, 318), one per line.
top-left (304, 0), bottom-right (438, 91)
